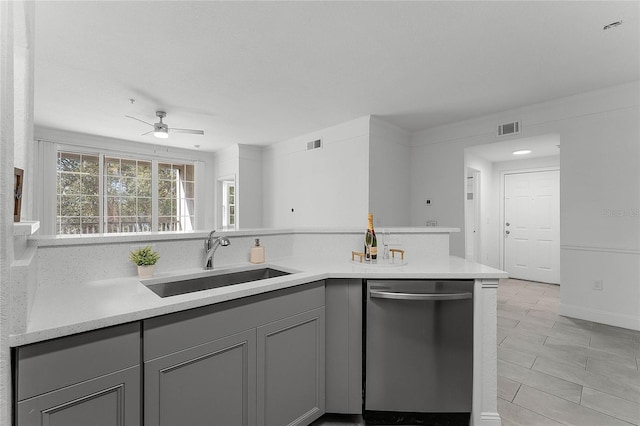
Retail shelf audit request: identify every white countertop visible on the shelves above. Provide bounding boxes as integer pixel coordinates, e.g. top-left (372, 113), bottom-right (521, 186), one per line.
top-left (10, 255), bottom-right (506, 347)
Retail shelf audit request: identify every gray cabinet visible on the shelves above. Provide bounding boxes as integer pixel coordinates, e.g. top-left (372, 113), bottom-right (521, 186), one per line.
top-left (257, 307), bottom-right (325, 426)
top-left (143, 281), bottom-right (325, 426)
top-left (15, 323), bottom-right (141, 426)
top-left (325, 279), bottom-right (362, 414)
top-left (145, 329), bottom-right (256, 426)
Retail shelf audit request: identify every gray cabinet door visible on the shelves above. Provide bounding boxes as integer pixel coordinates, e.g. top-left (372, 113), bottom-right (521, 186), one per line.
top-left (144, 328), bottom-right (257, 426)
top-left (17, 365), bottom-right (140, 426)
top-left (325, 279), bottom-right (362, 414)
top-left (257, 307), bottom-right (325, 426)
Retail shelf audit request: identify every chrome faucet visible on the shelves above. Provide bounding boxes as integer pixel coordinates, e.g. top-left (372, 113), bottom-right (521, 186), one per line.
top-left (204, 230), bottom-right (231, 269)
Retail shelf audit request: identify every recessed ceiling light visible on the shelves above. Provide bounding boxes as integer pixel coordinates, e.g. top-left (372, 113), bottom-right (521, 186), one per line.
top-left (603, 20), bottom-right (623, 31)
top-left (513, 150), bottom-right (531, 156)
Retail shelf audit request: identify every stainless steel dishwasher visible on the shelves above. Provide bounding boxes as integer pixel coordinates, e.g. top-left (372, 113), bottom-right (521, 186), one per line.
top-left (364, 279), bottom-right (474, 425)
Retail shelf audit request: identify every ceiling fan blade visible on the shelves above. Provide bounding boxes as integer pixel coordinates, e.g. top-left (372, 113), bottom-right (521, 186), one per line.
top-left (169, 128), bottom-right (204, 135)
top-left (141, 130), bottom-right (154, 136)
top-left (125, 115), bottom-right (154, 127)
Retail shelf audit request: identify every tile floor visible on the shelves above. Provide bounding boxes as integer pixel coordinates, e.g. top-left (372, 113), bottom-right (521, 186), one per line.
top-left (314, 278), bottom-right (640, 425)
top-left (497, 278), bottom-right (639, 426)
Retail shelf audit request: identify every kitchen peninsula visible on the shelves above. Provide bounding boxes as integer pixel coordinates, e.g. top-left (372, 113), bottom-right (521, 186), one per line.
top-left (11, 228), bottom-right (506, 426)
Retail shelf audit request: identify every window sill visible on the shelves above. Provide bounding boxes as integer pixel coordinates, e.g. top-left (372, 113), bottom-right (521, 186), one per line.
top-left (14, 221), bottom-right (40, 236)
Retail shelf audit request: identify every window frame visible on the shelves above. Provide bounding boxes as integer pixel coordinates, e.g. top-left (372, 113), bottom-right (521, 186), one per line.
top-left (54, 144), bottom-right (198, 235)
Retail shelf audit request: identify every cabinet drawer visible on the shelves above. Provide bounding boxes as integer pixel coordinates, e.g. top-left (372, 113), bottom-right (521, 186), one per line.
top-left (16, 365), bottom-right (140, 426)
top-left (144, 281), bottom-right (324, 361)
top-left (17, 322), bottom-right (140, 401)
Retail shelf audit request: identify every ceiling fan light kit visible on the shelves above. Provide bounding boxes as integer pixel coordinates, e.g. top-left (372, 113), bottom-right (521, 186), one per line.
top-left (154, 128), bottom-right (169, 138)
top-left (125, 110), bottom-right (204, 139)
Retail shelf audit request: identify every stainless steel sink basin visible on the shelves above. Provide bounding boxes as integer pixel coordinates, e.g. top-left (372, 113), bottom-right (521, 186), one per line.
top-left (144, 268), bottom-right (291, 298)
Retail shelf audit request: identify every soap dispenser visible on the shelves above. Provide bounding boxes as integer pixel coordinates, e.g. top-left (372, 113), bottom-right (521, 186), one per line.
top-left (250, 238), bottom-right (265, 264)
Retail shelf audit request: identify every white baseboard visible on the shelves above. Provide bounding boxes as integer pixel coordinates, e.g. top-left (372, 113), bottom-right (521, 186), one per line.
top-left (479, 412), bottom-right (502, 426)
top-left (560, 303), bottom-right (640, 331)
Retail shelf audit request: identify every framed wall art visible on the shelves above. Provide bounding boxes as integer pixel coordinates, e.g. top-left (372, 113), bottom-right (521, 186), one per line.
top-left (14, 167), bottom-right (23, 222)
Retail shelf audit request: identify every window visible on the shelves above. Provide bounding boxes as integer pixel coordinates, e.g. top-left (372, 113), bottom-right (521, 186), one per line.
top-left (57, 152), bottom-right (100, 234)
top-left (221, 180), bottom-right (235, 229)
top-left (158, 162), bottom-right (195, 232)
top-left (56, 150), bottom-right (196, 235)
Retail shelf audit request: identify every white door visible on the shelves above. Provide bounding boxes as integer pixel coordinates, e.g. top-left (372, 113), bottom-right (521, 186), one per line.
top-left (504, 170), bottom-right (560, 284)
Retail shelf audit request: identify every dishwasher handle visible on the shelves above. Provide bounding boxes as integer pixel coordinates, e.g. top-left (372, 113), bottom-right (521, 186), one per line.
top-left (369, 289), bottom-right (472, 301)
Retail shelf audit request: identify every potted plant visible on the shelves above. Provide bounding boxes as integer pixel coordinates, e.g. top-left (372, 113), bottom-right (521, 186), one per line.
top-left (129, 245), bottom-right (160, 279)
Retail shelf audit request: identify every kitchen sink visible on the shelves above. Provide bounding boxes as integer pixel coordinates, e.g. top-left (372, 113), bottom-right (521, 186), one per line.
top-left (143, 267), bottom-right (291, 298)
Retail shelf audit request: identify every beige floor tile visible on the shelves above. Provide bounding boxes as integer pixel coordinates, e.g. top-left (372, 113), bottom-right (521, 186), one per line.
top-left (534, 299), bottom-right (560, 311)
top-left (499, 302), bottom-right (534, 315)
top-left (516, 321), bottom-right (591, 346)
top-left (498, 316), bottom-right (519, 328)
top-left (498, 375), bottom-right (521, 402)
top-left (500, 325), bottom-right (548, 344)
top-left (592, 323), bottom-right (640, 342)
top-left (581, 387), bottom-right (640, 425)
top-left (498, 309), bottom-right (558, 329)
top-left (554, 315), bottom-right (594, 331)
top-left (533, 357), bottom-right (640, 403)
top-left (587, 357), bottom-right (640, 383)
top-left (498, 360), bottom-right (583, 403)
top-left (590, 333), bottom-right (640, 358)
top-left (513, 385), bottom-right (631, 426)
top-left (552, 320), bottom-right (593, 336)
top-left (526, 308), bottom-right (565, 323)
top-left (502, 335), bottom-right (588, 368)
top-left (585, 345), bottom-right (640, 370)
top-left (497, 329), bottom-right (508, 345)
top-left (504, 299), bottom-right (539, 310)
top-left (498, 346), bottom-right (537, 368)
top-left (498, 397), bottom-right (564, 426)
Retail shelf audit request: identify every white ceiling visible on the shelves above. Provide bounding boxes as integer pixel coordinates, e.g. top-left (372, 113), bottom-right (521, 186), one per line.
top-left (34, 1), bottom-right (639, 152)
top-left (466, 133), bottom-right (560, 163)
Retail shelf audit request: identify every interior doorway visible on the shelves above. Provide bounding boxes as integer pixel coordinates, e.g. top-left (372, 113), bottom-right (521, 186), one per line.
top-left (464, 133), bottom-right (561, 275)
top-left (502, 169), bottom-right (560, 284)
top-left (465, 168), bottom-right (481, 262)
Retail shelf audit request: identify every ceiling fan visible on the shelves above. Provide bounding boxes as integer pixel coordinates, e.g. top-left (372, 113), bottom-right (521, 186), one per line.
top-left (125, 111), bottom-right (204, 139)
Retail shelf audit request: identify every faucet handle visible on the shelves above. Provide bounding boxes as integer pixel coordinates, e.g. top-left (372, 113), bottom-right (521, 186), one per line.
top-left (204, 230), bottom-right (216, 250)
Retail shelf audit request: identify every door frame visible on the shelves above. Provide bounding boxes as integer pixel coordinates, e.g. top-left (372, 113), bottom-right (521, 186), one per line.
top-left (499, 166), bottom-right (560, 272)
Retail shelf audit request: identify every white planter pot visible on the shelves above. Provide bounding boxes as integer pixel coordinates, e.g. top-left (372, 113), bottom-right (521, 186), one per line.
top-left (137, 264), bottom-right (156, 279)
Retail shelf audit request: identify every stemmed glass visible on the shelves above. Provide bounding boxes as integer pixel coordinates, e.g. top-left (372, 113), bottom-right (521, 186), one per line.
top-left (382, 229), bottom-right (391, 260)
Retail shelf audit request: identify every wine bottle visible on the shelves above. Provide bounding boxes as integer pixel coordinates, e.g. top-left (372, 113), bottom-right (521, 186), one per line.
top-left (364, 213), bottom-right (378, 261)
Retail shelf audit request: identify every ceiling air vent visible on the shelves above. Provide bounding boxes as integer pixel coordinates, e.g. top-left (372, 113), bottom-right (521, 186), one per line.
top-left (306, 138), bottom-right (322, 151)
top-left (497, 121), bottom-right (521, 137)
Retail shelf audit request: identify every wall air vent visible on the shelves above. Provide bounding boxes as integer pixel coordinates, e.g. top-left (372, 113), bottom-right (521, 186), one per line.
top-left (497, 121), bottom-right (521, 137)
top-left (306, 138), bottom-right (322, 151)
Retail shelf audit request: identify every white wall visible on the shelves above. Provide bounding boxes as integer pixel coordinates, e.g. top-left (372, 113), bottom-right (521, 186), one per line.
top-left (369, 116), bottom-right (411, 227)
top-left (1, 2), bottom-right (35, 423)
top-left (237, 144), bottom-right (263, 229)
top-left (262, 116), bottom-right (370, 228)
top-left (464, 152), bottom-right (494, 266)
top-left (411, 81), bottom-right (640, 330)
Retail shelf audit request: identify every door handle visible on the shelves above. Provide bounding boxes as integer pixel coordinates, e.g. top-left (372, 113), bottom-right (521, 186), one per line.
top-left (369, 289), bottom-right (472, 301)
top-left (505, 222), bottom-right (510, 226)
top-left (505, 230), bottom-right (510, 235)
